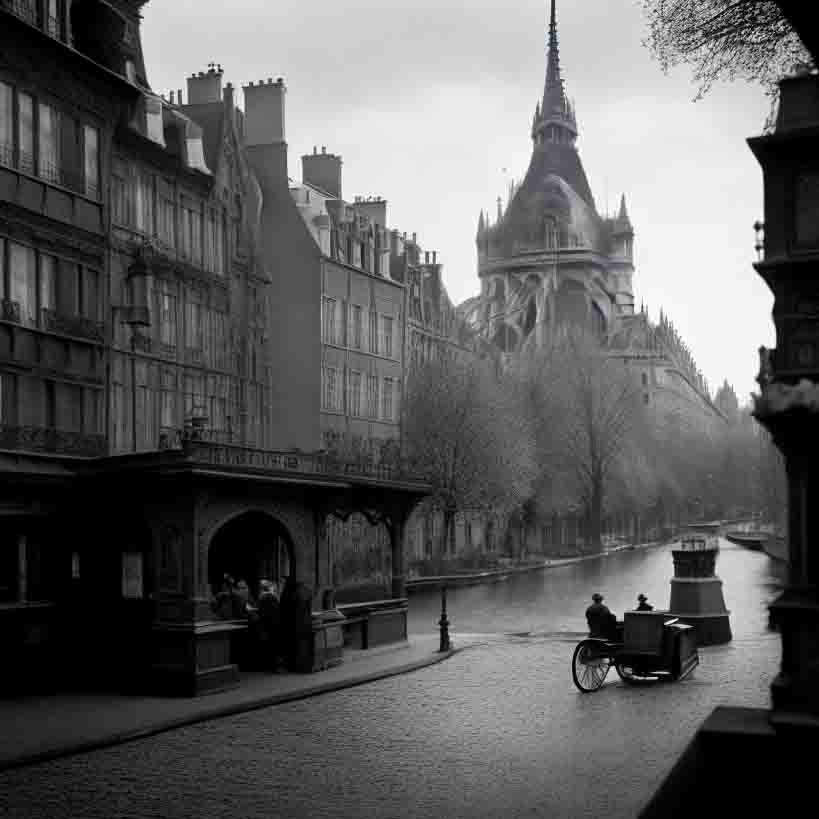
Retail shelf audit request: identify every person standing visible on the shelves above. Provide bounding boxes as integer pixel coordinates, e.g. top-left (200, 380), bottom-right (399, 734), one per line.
top-left (257, 579), bottom-right (283, 671)
top-left (636, 594), bottom-right (654, 612)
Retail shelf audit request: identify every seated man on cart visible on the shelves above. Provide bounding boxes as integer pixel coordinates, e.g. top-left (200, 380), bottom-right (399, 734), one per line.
top-left (586, 593), bottom-right (622, 641)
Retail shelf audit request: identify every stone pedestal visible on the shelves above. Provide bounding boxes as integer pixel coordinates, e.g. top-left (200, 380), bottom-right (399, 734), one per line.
top-left (668, 540), bottom-right (732, 645)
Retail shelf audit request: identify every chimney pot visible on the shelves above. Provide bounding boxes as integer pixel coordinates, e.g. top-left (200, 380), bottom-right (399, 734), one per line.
top-left (322, 146), bottom-right (326, 154)
top-left (433, 251), bottom-right (437, 263)
top-left (267, 78), bottom-right (273, 84)
top-left (425, 251), bottom-right (430, 263)
top-left (177, 89), bottom-right (183, 104)
top-left (277, 77), bottom-right (283, 84)
top-left (169, 91), bottom-right (175, 104)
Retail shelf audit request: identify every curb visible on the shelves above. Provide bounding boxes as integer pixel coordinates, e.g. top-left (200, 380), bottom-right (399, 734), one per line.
top-left (0, 646), bottom-right (461, 774)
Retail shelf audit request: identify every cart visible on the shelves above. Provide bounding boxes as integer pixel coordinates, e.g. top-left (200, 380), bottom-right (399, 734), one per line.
top-left (571, 611), bottom-right (699, 693)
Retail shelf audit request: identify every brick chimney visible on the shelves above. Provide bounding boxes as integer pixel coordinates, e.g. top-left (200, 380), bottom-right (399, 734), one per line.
top-left (187, 65), bottom-right (223, 105)
top-left (353, 196), bottom-right (387, 229)
top-left (243, 78), bottom-right (286, 146)
top-left (302, 145), bottom-right (342, 199)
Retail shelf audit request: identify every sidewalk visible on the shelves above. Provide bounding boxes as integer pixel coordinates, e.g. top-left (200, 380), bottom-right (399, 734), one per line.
top-left (407, 541), bottom-right (666, 590)
top-left (0, 633), bottom-right (473, 773)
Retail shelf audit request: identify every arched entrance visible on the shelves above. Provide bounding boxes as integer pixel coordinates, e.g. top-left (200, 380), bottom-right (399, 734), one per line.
top-left (208, 511), bottom-right (294, 598)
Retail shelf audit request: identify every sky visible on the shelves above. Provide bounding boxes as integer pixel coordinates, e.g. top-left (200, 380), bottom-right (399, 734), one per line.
top-left (141, 0), bottom-right (775, 405)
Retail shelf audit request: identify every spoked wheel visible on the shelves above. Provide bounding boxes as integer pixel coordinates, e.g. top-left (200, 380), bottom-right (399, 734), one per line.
top-left (572, 640), bottom-right (612, 692)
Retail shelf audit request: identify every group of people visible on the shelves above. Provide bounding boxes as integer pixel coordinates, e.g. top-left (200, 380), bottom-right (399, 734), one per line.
top-left (211, 574), bottom-right (317, 672)
top-left (585, 592), bottom-right (653, 640)
top-left (212, 575), bottom-right (287, 670)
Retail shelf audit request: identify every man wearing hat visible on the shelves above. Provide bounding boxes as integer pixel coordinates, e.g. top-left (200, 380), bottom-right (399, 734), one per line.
top-left (586, 592), bottom-right (617, 638)
top-left (636, 593), bottom-right (654, 612)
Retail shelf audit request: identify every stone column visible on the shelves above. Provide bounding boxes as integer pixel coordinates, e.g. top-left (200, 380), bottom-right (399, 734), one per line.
top-left (389, 513), bottom-right (407, 599)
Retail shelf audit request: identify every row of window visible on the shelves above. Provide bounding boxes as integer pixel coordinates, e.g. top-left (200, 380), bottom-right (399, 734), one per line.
top-left (0, 371), bottom-right (102, 434)
top-left (329, 228), bottom-right (384, 276)
top-left (321, 366), bottom-right (398, 422)
top-left (0, 78), bottom-right (99, 198)
top-left (110, 359), bottom-right (270, 452)
top-left (112, 162), bottom-right (226, 275)
top-left (322, 296), bottom-right (396, 358)
top-left (0, 236), bottom-right (103, 326)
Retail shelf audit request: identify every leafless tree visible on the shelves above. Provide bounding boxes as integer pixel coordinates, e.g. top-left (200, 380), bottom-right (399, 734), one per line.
top-left (404, 354), bottom-right (536, 557)
top-left (641, 0), bottom-right (812, 104)
top-left (522, 329), bottom-right (647, 551)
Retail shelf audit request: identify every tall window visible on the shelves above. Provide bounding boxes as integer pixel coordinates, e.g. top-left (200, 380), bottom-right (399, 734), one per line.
top-left (0, 82), bottom-right (12, 167)
top-left (39, 254), bottom-right (57, 313)
top-left (348, 370), bottom-right (362, 417)
top-left (17, 93), bottom-right (34, 174)
top-left (10, 242), bottom-right (36, 324)
top-left (366, 374), bottom-right (379, 418)
top-left (204, 209), bottom-right (222, 273)
top-left (134, 171), bottom-right (154, 235)
top-left (185, 293), bottom-right (203, 352)
top-left (160, 369), bottom-right (176, 430)
top-left (83, 125), bottom-right (99, 199)
top-left (157, 181), bottom-right (176, 249)
top-left (157, 282), bottom-right (177, 350)
top-left (381, 315), bottom-right (394, 358)
top-left (322, 297), bottom-right (337, 344)
top-left (322, 366), bottom-right (339, 411)
top-left (382, 377), bottom-right (394, 421)
top-left (368, 310), bottom-right (378, 354)
top-left (79, 266), bottom-right (100, 320)
top-left (38, 102), bottom-right (60, 184)
top-left (351, 304), bottom-right (362, 349)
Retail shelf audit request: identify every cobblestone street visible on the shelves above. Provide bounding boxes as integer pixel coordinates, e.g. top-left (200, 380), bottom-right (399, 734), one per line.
top-left (0, 610), bottom-right (778, 817)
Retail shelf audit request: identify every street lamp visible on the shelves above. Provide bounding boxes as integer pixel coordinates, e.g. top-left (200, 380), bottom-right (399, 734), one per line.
top-left (749, 65), bottom-right (819, 722)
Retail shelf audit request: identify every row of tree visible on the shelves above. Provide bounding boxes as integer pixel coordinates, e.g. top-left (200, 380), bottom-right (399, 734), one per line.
top-left (404, 328), bottom-right (786, 556)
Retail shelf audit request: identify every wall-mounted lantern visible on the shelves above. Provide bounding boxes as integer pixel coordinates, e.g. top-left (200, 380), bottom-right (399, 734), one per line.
top-left (125, 251), bottom-right (153, 328)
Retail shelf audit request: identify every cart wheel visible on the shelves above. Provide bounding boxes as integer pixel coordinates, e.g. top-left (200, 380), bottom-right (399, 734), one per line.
top-left (572, 640), bottom-right (612, 692)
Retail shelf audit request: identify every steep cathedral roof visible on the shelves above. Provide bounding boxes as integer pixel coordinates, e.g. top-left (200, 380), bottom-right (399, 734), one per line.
top-left (482, 0), bottom-right (600, 251)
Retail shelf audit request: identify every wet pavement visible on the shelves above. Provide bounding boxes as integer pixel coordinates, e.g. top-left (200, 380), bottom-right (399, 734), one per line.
top-left (0, 541), bottom-right (784, 819)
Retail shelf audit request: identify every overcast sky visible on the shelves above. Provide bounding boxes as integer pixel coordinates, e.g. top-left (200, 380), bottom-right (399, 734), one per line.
top-left (142, 0), bottom-right (774, 404)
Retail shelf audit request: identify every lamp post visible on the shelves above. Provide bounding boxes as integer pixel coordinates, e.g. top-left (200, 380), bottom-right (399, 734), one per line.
top-left (438, 584), bottom-right (451, 652)
top-left (748, 66), bottom-right (819, 723)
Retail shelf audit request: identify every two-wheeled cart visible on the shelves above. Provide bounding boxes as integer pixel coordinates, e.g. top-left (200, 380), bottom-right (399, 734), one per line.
top-left (572, 611), bottom-right (699, 693)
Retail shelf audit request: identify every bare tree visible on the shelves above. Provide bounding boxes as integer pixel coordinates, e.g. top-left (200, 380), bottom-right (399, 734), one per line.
top-left (523, 330), bottom-right (647, 551)
top-left (641, 0), bottom-right (812, 102)
top-left (404, 354), bottom-right (536, 558)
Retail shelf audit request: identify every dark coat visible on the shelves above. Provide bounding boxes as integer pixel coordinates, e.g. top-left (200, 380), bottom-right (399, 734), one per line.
top-left (586, 602), bottom-right (616, 638)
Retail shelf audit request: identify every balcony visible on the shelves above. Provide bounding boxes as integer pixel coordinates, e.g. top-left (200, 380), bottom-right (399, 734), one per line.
top-left (157, 428), bottom-right (428, 486)
top-left (40, 309), bottom-right (105, 343)
top-left (0, 425), bottom-right (106, 457)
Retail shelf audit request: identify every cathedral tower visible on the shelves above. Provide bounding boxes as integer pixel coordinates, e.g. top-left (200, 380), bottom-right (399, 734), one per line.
top-left (467, 0), bottom-right (634, 352)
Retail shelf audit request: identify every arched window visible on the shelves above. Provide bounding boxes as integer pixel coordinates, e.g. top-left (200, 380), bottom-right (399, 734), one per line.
top-left (544, 217), bottom-right (559, 249)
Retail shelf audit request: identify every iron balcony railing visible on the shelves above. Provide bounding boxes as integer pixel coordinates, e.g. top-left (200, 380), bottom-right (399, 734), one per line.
top-left (0, 425), bottom-right (106, 457)
top-left (40, 308), bottom-right (105, 342)
top-left (157, 427), bottom-right (428, 485)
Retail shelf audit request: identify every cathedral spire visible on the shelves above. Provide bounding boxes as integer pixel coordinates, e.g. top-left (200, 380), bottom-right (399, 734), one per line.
top-left (532, 0), bottom-right (577, 147)
top-left (544, 0), bottom-right (562, 108)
